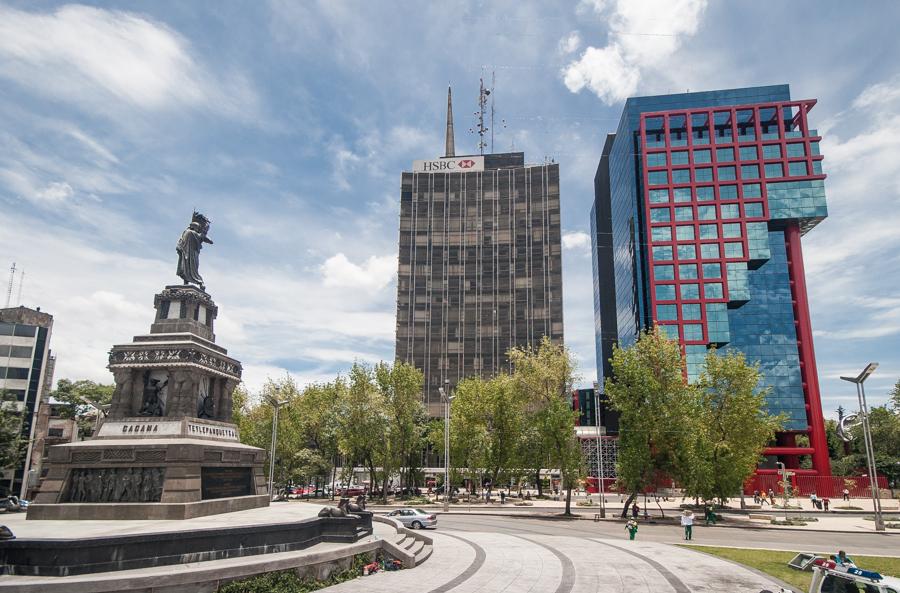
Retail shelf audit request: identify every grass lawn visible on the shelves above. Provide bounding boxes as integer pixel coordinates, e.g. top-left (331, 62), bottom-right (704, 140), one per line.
top-left (679, 546), bottom-right (900, 592)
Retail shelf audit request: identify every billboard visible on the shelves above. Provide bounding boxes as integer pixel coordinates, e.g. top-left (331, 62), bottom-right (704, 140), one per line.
top-left (412, 156), bottom-right (484, 173)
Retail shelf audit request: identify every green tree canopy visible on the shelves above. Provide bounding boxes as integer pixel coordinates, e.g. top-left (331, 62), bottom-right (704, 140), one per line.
top-left (48, 379), bottom-right (114, 438)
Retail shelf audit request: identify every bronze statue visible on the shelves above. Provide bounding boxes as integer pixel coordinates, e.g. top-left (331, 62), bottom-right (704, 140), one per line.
top-left (176, 211), bottom-right (213, 290)
top-left (139, 376), bottom-right (167, 417)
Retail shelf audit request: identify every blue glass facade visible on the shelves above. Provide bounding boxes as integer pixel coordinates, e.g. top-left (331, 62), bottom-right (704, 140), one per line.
top-left (592, 85), bottom-right (832, 470)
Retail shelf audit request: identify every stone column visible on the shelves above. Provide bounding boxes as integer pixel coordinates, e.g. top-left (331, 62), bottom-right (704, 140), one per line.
top-left (220, 379), bottom-right (238, 423)
top-left (108, 369), bottom-right (135, 418)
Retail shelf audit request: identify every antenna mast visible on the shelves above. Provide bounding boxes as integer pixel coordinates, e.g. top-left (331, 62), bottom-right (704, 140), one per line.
top-left (5, 262), bottom-right (15, 308)
top-left (473, 77), bottom-right (490, 155)
top-left (490, 71), bottom-right (495, 153)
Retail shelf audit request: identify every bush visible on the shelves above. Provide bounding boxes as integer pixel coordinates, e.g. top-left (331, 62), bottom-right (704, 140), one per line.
top-left (217, 553), bottom-right (370, 593)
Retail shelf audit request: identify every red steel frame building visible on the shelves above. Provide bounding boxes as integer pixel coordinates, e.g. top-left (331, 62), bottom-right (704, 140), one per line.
top-left (636, 97), bottom-right (830, 476)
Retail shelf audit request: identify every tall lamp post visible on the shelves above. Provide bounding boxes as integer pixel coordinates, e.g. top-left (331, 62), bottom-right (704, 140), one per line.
top-left (438, 380), bottom-right (455, 513)
top-left (840, 363), bottom-right (885, 532)
top-left (592, 382), bottom-right (606, 518)
top-left (267, 397), bottom-right (288, 498)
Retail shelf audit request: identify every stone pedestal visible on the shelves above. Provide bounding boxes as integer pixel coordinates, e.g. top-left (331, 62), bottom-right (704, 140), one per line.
top-left (29, 285), bottom-right (269, 520)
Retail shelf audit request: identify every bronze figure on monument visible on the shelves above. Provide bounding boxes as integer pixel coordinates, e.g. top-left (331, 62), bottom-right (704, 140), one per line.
top-left (176, 211), bottom-right (213, 290)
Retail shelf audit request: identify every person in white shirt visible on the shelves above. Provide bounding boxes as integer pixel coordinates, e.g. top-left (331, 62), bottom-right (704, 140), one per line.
top-left (681, 510), bottom-right (694, 540)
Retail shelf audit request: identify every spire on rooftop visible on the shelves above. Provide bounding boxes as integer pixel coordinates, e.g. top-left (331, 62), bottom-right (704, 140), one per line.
top-left (444, 86), bottom-right (455, 158)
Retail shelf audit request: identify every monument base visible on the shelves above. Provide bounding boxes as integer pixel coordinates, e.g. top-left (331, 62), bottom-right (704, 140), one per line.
top-left (28, 417), bottom-right (269, 521)
top-left (27, 494), bottom-right (270, 521)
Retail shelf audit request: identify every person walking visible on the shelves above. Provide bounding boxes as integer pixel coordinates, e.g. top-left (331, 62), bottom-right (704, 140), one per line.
top-left (632, 502), bottom-right (640, 520)
top-left (704, 504), bottom-right (717, 525)
top-left (625, 519), bottom-right (639, 541)
top-left (823, 497), bottom-right (830, 512)
top-left (500, 490), bottom-right (506, 504)
top-left (842, 488), bottom-right (850, 502)
top-left (768, 488), bottom-right (775, 506)
top-left (681, 510), bottom-right (694, 540)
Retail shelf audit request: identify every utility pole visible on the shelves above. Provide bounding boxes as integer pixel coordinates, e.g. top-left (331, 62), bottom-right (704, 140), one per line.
top-left (439, 380), bottom-right (454, 513)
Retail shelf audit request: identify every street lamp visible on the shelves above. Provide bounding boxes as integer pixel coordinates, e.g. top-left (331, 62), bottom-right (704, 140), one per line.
top-left (840, 363), bottom-right (885, 532)
top-left (438, 380), bottom-right (455, 513)
top-left (267, 397), bottom-right (288, 498)
top-left (592, 382), bottom-right (606, 518)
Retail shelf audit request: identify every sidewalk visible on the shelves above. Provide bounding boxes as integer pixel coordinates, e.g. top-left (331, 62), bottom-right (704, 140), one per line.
top-left (344, 495), bottom-right (900, 534)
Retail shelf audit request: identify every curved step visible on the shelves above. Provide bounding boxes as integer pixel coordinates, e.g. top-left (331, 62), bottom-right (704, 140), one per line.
top-left (414, 543), bottom-right (433, 564)
top-left (407, 539), bottom-right (425, 557)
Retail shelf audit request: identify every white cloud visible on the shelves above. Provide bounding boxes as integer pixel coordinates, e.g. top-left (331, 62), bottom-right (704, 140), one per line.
top-left (562, 230), bottom-right (591, 252)
top-left (321, 253), bottom-right (397, 291)
top-left (0, 4), bottom-right (257, 118)
top-left (562, 0), bottom-right (708, 104)
top-left (559, 31), bottom-right (582, 55)
top-left (852, 76), bottom-right (900, 109)
top-left (34, 181), bottom-right (74, 204)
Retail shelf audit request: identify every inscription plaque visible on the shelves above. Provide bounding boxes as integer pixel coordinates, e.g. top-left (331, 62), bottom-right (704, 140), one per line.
top-left (201, 466), bottom-right (253, 500)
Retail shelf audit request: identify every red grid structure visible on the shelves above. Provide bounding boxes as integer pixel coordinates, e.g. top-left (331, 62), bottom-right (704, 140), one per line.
top-left (637, 99), bottom-right (830, 476)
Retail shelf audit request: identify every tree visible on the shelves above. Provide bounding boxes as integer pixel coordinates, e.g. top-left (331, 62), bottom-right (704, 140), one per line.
top-left (682, 349), bottom-right (782, 503)
top-left (335, 363), bottom-right (386, 493)
top-left (0, 391), bottom-right (25, 471)
top-left (49, 379), bottom-right (114, 438)
top-left (509, 336), bottom-right (582, 515)
top-left (890, 379), bottom-right (900, 413)
top-left (374, 361), bottom-right (425, 501)
top-left (605, 327), bottom-right (695, 517)
top-left (832, 404), bottom-right (900, 485)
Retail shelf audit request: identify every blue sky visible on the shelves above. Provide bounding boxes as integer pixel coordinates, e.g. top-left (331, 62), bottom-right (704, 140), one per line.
top-left (1, 1), bottom-right (898, 416)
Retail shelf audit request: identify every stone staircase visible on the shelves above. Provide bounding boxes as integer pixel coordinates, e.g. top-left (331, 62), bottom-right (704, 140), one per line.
top-left (373, 516), bottom-right (433, 568)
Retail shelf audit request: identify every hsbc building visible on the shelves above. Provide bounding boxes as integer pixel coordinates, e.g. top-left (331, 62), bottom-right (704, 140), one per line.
top-left (395, 148), bottom-right (563, 416)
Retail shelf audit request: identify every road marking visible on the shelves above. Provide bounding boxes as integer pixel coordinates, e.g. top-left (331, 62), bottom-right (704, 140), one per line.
top-left (589, 538), bottom-right (691, 593)
top-left (509, 534), bottom-right (575, 593)
top-left (426, 532), bottom-right (486, 593)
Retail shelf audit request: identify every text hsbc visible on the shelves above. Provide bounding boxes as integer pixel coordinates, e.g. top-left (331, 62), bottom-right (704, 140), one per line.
top-left (421, 160), bottom-right (473, 171)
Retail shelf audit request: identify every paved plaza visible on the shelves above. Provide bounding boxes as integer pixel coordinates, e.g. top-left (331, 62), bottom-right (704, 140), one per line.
top-left (323, 528), bottom-right (783, 593)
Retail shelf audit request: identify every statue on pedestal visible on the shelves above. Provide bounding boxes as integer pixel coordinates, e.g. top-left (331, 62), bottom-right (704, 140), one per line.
top-left (176, 211), bottom-right (213, 290)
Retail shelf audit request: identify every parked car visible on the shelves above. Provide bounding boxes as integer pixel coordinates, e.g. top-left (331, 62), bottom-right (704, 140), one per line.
top-left (386, 508), bottom-right (437, 530)
top-left (338, 486), bottom-right (366, 497)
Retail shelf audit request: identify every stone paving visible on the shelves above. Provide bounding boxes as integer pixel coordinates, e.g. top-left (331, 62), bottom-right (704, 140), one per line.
top-left (323, 530), bottom-right (784, 593)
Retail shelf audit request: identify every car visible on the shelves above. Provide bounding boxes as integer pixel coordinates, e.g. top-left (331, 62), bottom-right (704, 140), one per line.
top-left (338, 486), bottom-right (366, 497)
top-left (386, 508), bottom-right (437, 530)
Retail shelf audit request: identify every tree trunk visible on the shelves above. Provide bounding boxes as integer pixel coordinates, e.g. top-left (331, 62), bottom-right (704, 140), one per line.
top-left (536, 470), bottom-right (543, 496)
top-left (564, 485), bottom-right (573, 515)
top-left (621, 491), bottom-right (637, 518)
top-left (382, 470), bottom-right (389, 504)
top-left (331, 461), bottom-right (337, 501)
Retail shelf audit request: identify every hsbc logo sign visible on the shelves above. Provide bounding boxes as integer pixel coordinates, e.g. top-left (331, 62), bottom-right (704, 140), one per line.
top-left (412, 156), bottom-right (484, 173)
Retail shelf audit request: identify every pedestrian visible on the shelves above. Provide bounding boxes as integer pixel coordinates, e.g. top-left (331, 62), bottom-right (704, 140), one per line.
top-left (753, 489), bottom-right (760, 504)
top-left (823, 497), bottom-right (830, 512)
top-left (768, 488), bottom-right (775, 505)
top-left (681, 510), bottom-right (694, 540)
top-left (632, 502), bottom-right (640, 519)
top-left (842, 488), bottom-right (850, 502)
top-left (835, 550), bottom-right (855, 567)
top-left (625, 519), bottom-right (639, 540)
top-left (810, 492), bottom-right (820, 510)
top-left (704, 504), bottom-right (717, 525)
top-left (500, 490), bottom-right (506, 504)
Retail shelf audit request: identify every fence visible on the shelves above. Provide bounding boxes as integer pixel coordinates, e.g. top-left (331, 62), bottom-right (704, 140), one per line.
top-left (744, 474), bottom-right (889, 498)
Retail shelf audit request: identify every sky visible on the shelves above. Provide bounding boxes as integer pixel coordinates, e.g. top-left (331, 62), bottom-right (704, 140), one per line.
top-left (1, 1), bottom-right (899, 417)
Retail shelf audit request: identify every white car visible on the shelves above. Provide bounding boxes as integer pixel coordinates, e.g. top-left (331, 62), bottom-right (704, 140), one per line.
top-left (386, 508), bottom-right (437, 529)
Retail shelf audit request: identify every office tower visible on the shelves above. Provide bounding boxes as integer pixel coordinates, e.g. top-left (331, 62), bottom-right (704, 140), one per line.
top-left (0, 305), bottom-right (54, 497)
top-left (395, 88), bottom-right (564, 415)
top-left (592, 85), bottom-right (830, 475)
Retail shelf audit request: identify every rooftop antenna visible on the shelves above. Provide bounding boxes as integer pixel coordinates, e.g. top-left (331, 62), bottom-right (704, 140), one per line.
top-left (5, 262), bottom-right (15, 308)
top-left (16, 270), bottom-right (24, 306)
top-left (444, 85), bottom-right (455, 158)
top-left (469, 76), bottom-right (490, 155)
